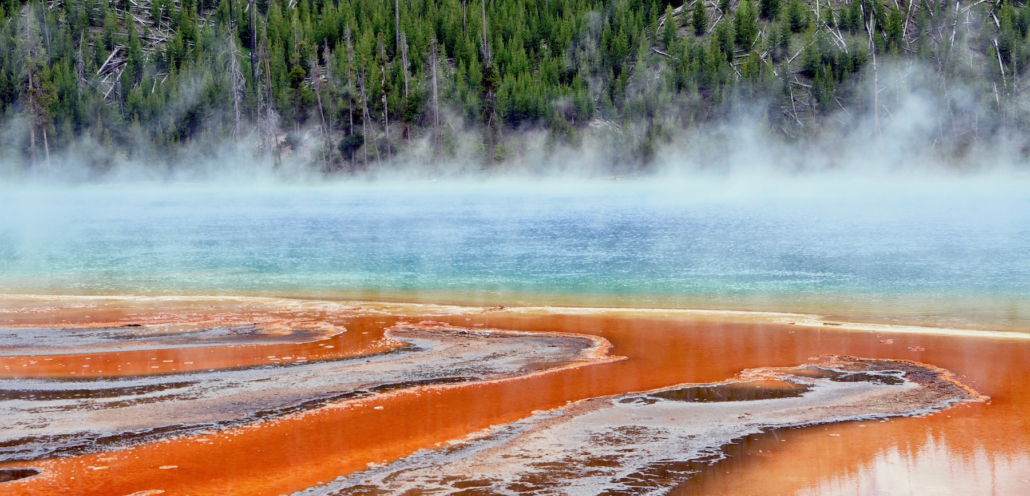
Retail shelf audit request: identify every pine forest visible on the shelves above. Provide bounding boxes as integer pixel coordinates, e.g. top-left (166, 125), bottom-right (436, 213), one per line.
top-left (1, 0), bottom-right (1028, 176)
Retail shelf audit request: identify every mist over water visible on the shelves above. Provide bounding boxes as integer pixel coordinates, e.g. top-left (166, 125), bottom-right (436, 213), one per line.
top-left (1, 175), bottom-right (1028, 330)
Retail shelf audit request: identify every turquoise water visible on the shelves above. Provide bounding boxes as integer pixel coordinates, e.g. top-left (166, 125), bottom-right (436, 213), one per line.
top-left (1, 179), bottom-right (1028, 329)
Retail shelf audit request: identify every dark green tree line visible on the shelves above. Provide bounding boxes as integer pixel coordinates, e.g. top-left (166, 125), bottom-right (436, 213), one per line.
top-left (0, 0), bottom-right (1028, 176)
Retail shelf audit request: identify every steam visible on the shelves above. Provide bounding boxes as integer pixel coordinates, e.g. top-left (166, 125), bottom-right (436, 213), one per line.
top-left (4, 0), bottom-right (1030, 187)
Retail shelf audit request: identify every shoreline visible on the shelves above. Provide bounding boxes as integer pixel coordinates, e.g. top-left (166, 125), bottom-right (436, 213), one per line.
top-left (3, 292), bottom-right (1028, 342)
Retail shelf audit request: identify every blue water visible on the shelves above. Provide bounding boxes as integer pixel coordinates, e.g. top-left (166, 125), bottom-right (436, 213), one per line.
top-left (1, 179), bottom-right (1028, 329)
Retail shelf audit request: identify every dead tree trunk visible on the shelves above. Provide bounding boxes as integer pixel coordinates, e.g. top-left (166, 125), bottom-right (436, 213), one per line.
top-left (324, 42), bottom-right (335, 171)
top-left (313, 64), bottom-right (330, 173)
top-left (264, 54), bottom-right (282, 166)
top-left (481, 0), bottom-right (491, 65)
top-left (226, 33), bottom-right (246, 168)
top-left (42, 126), bottom-right (50, 172)
top-left (867, 14), bottom-right (880, 140)
top-left (431, 38), bottom-right (440, 159)
top-left (359, 72), bottom-right (380, 168)
top-left (400, 31), bottom-right (409, 99)
top-left (381, 67), bottom-right (392, 167)
top-left (249, 0), bottom-right (256, 84)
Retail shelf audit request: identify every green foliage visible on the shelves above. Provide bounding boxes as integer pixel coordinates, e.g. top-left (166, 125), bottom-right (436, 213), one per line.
top-left (338, 133), bottom-right (364, 161)
top-left (693, 0), bottom-right (709, 36)
top-left (776, 20), bottom-right (792, 61)
top-left (663, 5), bottom-right (679, 49)
top-left (715, 18), bottom-right (735, 62)
top-left (761, 0), bottom-right (781, 20)
top-left (787, 0), bottom-right (807, 33)
top-left (883, 6), bottom-right (905, 52)
top-left (842, 0), bottom-right (863, 35)
top-left (735, 0), bottom-right (759, 49)
top-left (0, 0), bottom-right (1022, 172)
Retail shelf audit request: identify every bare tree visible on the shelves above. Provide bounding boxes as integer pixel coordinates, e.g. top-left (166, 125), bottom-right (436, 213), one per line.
top-left (225, 32), bottom-right (246, 167)
top-left (312, 62), bottom-right (331, 173)
top-left (323, 42), bottom-right (335, 171)
top-left (381, 65), bottom-right (392, 167)
top-left (481, 0), bottom-right (491, 65)
top-left (40, 0), bottom-right (51, 63)
top-left (249, 0), bottom-right (257, 83)
top-left (358, 71), bottom-right (381, 167)
top-left (379, 38), bottom-right (392, 167)
top-left (478, 0), bottom-right (498, 166)
top-left (258, 35), bottom-right (282, 166)
top-left (344, 27), bottom-right (355, 138)
top-left (19, 4), bottom-right (50, 172)
top-left (400, 31), bottom-right (409, 99)
top-left (430, 38), bottom-right (440, 158)
top-left (867, 16), bottom-right (880, 140)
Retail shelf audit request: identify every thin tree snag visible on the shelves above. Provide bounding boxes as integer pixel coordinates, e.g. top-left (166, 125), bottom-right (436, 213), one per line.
top-left (993, 39), bottom-right (1007, 86)
top-left (381, 67), bottom-right (391, 167)
top-left (961, 0), bottom-right (988, 14)
top-left (264, 54), bottom-right (282, 167)
top-left (41, 0), bottom-right (52, 63)
top-left (400, 31), bottom-right (409, 98)
top-left (951, 1), bottom-right (959, 49)
top-left (903, 0), bottom-right (915, 46)
top-left (97, 47), bottom-right (121, 75)
top-left (652, 48), bottom-right (681, 61)
top-left (42, 124), bottom-right (51, 172)
top-left (359, 72), bottom-right (381, 167)
top-left (313, 66), bottom-right (329, 172)
top-left (868, 17), bottom-right (880, 139)
top-left (431, 38), bottom-right (440, 160)
top-left (226, 33), bottom-right (246, 168)
top-left (250, 0), bottom-right (256, 84)
top-left (323, 43), bottom-right (335, 170)
top-left (481, 0), bottom-right (491, 65)
top-left (103, 69), bottom-right (124, 99)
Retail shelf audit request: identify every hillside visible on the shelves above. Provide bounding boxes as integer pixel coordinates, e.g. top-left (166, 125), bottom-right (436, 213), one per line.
top-left (0, 0), bottom-right (1027, 177)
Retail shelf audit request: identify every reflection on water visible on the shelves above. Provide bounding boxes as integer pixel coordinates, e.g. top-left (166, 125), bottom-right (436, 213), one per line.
top-left (641, 380), bottom-right (812, 403)
top-left (0, 469), bottom-right (39, 483)
top-left (0, 304), bottom-right (1027, 495)
top-left (321, 356), bottom-right (969, 494)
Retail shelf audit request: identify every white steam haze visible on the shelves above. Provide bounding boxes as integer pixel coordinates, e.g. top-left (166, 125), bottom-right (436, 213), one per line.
top-left (2, 58), bottom-right (1030, 183)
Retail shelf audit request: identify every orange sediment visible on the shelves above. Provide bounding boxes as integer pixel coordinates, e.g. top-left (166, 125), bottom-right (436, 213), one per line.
top-left (2, 304), bottom-right (1029, 495)
top-left (0, 326), bottom-right (400, 379)
top-left (0, 298), bottom-right (408, 378)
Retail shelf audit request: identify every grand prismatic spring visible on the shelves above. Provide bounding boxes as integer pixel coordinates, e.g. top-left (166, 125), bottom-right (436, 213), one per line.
top-left (1, 181), bottom-right (1029, 495)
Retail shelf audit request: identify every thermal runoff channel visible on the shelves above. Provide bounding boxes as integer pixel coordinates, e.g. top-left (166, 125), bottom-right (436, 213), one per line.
top-left (0, 181), bottom-right (1029, 495)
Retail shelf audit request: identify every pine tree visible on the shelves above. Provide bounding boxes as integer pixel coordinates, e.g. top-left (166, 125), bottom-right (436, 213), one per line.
top-left (693, 1), bottom-right (708, 36)
top-left (777, 19), bottom-right (792, 61)
top-left (760, 0), bottom-right (781, 20)
top-left (122, 26), bottom-right (144, 90)
top-left (787, 0), bottom-right (807, 33)
top-left (662, 5), bottom-right (678, 49)
top-left (0, 0), bottom-right (1017, 173)
top-left (735, 0), bottom-right (758, 49)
